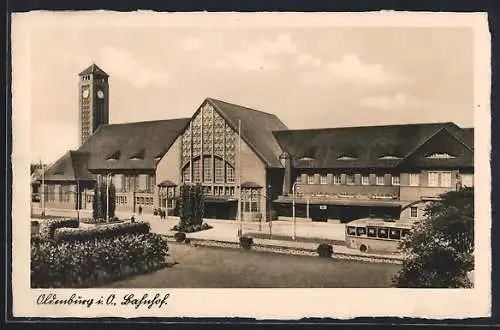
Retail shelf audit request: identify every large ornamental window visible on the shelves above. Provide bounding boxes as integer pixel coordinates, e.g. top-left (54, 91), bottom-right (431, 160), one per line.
top-left (180, 102), bottom-right (238, 190)
top-left (242, 188), bottom-right (260, 212)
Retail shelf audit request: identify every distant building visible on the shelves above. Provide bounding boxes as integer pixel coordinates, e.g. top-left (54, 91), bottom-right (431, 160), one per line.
top-left (32, 65), bottom-right (474, 223)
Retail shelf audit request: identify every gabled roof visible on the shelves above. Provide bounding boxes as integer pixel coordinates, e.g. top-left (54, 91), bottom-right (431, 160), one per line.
top-left (273, 122), bottom-right (473, 169)
top-left (79, 63), bottom-right (109, 77)
top-left (43, 151), bottom-right (94, 182)
top-left (79, 118), bottom-right (190, 171)
top-left (206, 98), bottom-right (288, 167)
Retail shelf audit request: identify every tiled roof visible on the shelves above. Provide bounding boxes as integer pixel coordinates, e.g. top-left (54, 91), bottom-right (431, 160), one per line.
top-left (273, 122), bottom-right (474, 169)
top-left (207, 98), bottom-right (289, 168)
top-left (79, 118), bottom-right (190, 171)
top-left (79, 63), bottom-right (109, 77)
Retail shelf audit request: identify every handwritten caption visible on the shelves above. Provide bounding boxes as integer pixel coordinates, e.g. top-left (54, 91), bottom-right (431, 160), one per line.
top-left (37, 293), bottom-right (170, 309)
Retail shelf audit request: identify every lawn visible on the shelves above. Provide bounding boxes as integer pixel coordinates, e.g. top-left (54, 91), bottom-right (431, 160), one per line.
top-left (104, 243), bottom-right (400, 288)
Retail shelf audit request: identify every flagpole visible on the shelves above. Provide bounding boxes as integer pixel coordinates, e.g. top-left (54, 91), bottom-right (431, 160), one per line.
top-left (238, 119), bottom-right (242, 237)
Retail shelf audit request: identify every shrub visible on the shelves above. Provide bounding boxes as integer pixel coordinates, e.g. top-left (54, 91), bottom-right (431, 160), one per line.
top-left (184, 238), bottom-right (191, 245)
top-left (39, 219), bottom-right (79, 240)
top-left (31, 233), bottom-right (169, 288)
top-left (239, 236), bottom-right (253, 250)
top-left (317, 243), bottom-right (333, 258)
top-left (54, 221), bottom-right (150, 242)
top-left (174, 232), bottom-right (186, 242)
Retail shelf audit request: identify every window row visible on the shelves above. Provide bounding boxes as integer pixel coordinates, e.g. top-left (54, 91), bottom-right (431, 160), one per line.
top-left (116, 196), bottom-right (127, 205)
top-left (136, 196), bottom-right (154, 206)
top-left (111, 174), bottom-right (155, 193)
top-left (301, 174), bottom-right (401, 186)
top-left (202, 185), bottom-right (235, 196)
top-left (183, 158), bottom-right (235, 184)
top-left (347, 226), bottom-right (411, 240)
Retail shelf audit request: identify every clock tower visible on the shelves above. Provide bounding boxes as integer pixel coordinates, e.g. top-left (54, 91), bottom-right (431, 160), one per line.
top-left (78, 63), bottom-right (109, 146)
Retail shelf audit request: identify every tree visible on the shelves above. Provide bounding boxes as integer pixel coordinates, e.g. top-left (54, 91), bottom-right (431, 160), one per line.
top-left (108, 181), bottom-right (116, 220)
top-left (178, 184), bottom-right (205, 231)
top-left (393, 187), bottom-right (474, 288)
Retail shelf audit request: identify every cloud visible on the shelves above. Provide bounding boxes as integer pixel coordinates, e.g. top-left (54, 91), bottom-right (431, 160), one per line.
top-left (181, 37), bottom-right (203, 51)
top-left (296, 53), bottom-right (322, 68)
top-left (300, 53), bottom-right (400, 87)
top-left (359, 93), bottom-right (420, 110)
top-left (214, 34), bottom-right (298, 72)
top-left (99, 46), bottom-right (171, 88)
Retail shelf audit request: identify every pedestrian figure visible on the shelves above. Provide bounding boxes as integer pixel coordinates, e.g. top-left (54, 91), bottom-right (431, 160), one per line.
top-left (138, 205), bottom-right (142, 215)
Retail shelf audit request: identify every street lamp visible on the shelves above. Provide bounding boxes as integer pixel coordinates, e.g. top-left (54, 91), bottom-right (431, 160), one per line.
top-left (292, 181), bottom-right (300, 240)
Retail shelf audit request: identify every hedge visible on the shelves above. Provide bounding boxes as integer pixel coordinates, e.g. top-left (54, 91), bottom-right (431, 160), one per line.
top-left (31, 233), bottom-right (169, 288)
top-left (54, 221), bottom-right (150, 242)
top-left (39, 218), bottom-right (79, 240)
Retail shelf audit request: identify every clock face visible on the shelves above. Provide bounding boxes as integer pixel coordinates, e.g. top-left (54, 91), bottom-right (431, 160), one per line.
top-left (97, 90), bottom-right (105, 99)
top-left (82, 88), bottom-right (90, 99)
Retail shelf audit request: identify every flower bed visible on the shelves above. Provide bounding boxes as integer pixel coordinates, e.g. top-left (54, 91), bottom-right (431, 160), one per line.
top-left (31, 233), bottom-right (169, 288)
top-left (39, 218), bottom-right (79, 240)
top-left (54, 221), bottom-right (150, 242)
top-left (172, 223), bottom-right (212, 233)
top-left (80, 217), bottom-right (123, 225)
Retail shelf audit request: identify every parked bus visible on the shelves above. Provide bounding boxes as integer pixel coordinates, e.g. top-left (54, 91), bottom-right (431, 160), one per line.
top-left (345, 218), bottom-right (414, 253)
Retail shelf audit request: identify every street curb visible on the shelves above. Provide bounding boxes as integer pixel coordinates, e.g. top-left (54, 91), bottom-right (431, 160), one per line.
top-left (161, 234), bottom-right (402, 264)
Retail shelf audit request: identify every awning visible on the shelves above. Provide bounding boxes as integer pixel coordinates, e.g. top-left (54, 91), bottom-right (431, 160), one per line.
top-left (241, 181), bottom-right (262, 188)
top-left (204, 196), bottom-right (238, 203)
top-left (273, 196), bottom-right (403, 208)
top-left (157, 180), bottom-right (177, 187)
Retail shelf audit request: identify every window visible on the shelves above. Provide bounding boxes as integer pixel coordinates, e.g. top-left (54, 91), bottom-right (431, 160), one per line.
top-left (441, 172), bottom-right (452, 187)
top-left (428, 171), bottom-right (452, 187)
top-left (389, 228), bottom-right (401, 240)
top-left (148, 176), bottom-right (155, 192)
top-left (377, 227), bottom-right (389, 239)
top-left (182, 164), bottom-right (191, 183)
top-left (410, 207), bottom-right (418, 218)
top-left (392, 175), bottom-right (400, 186)
top-left (362, 176), bottom-right (370, 185)
top-left (401, 229), bottom-right (411, 239)
top-left (334, 175), bottom-right (341, 185)
top-left (167, 199), bottom-right (174, 208)
top-left (320, 175), bottom-right (328, 185)
top-left (346, 174), bottom-right (355, 185)
top-left (203, 157), bottom-right (212, 183)
top-left (215, 158), bottom-right (224, 183)
top-left (409, 173), bottom-right (420, 186)
top-left (192, 159), bottom-right (201, 183)
top-left (138, 174), bottom-right (148, 191)
top-left (347, 226), bottom-right (356, 236)
top-left (376, 175), bottom-right (385, 186)
top-left (461, 174), bottom-right (474, 187)
top-left (356, 227), bottom-right (367, 236)
top-left (307, 175), bottom-right (314, 184)
top-left (226, 164), bottom-right (235, 183)
top-left (367, 227), bottom-right (377, 237)
top-left (428, 172), bottom-right (440, 187)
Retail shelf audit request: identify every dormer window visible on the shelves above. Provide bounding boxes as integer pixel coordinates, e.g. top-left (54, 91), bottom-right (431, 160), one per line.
top-left (338, 155), bottom-right (357, 160)
top-left (129, 149), bottom-right (146, 160)
top-left (426, 152), bottom-right (456, 159)
top-left (379, 155), bottom-right (401, 160)
top-left (107, 150), bottom-right (121, 161)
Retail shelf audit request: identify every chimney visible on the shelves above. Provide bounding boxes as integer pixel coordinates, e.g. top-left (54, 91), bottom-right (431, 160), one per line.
top-left (280, 152), bottom-right (292, 196)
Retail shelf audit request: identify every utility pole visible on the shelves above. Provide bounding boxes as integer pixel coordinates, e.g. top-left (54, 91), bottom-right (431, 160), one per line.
top-left (238, 119), bottom-right (242, 237)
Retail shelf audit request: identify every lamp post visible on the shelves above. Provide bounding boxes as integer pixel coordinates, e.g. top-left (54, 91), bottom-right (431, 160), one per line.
top-left (40, 159), bottom-right (45, 218)
top-left (292, 181), bottom-right (300, 240)
top-left (106, 172), bottom-right (111, 223)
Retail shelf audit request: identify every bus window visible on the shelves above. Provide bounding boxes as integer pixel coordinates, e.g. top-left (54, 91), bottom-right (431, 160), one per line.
top-left (378, 227), bottom-right (389, 239)
top-left (356, 227), bottom-right (367, 236)
top-left (389, 228), bottom-right (401, 240)
top-left (401, 229), bottom-right (411, 238)
top-left (367, 227), bottom-right (377, 237)
top-left (347, 226), bottom-right (356, 236)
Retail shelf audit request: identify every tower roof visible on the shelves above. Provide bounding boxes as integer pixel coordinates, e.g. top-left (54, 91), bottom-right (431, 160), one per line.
top-left (79, 63), bottom-right (109, 77)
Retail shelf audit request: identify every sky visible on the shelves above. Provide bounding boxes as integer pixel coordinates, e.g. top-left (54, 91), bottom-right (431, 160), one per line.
top-left (22, 14), bottom-right (475, 164)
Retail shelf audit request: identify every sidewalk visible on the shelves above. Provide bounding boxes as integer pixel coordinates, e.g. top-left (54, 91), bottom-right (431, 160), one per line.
top-left (32, 207), bottom-right (402, 262)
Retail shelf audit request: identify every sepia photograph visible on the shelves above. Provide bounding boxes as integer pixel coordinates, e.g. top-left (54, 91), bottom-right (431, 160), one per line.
top-left (11, 11), bottom-right (491, 319)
